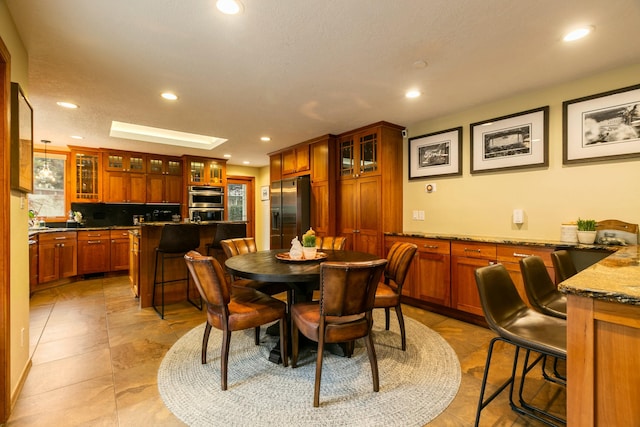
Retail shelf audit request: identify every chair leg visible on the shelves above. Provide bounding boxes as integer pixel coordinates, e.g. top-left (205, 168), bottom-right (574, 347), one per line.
top-left (202, 322), bottom-right (212, 364)
top-left (152, 251), bottom-right (165, 319)
top-left (364, 333), bottom-right (380, 392)
top-left (279, 315), bottom-right (288, 368)
top-left (384, 307), bottom-right (391, 330)
top-left (220, 329), bottom-right (231, 391)
top-left (254, 326), bottom-right (260, 345)
top-left (291, 318), bottom-right (299, 368)
top-left (313, 333), bottom-right (325, 407)
top-left (474, 337), bottom-right (515, 427)
top-left (395, 304), bottom-right (406, 351)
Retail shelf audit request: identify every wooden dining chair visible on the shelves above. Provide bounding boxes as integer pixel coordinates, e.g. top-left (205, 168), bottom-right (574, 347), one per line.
top-left (291, 259), bottom-right (387, 407)
top-left (315, 236), bottom-right (347, 250)
top-left (184, 251), bottom-right (288, 391)
top-left (373, 241), bottom-right (417, 351)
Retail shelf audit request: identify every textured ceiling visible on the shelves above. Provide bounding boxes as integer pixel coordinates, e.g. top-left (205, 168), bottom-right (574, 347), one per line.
top-left (6, 0), bottom-right (640, 166)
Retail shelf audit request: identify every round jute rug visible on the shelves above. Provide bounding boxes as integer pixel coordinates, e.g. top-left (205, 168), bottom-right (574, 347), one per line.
top-left (158, 311), bottom-right (460, 427)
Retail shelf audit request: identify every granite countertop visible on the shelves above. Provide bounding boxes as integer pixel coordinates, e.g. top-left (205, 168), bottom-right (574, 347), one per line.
top-left (559, 245), bottom-right (640, 306)
top-left (139, 220), bottom-right (245, 226)
top-left (29, 225), bottom-right (140, 236)
top-left (386, 231), bottom-right (620, 251)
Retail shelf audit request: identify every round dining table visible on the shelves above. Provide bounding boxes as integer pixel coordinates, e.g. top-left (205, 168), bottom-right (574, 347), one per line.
top-left (224, 249), bottom-right (383, 363)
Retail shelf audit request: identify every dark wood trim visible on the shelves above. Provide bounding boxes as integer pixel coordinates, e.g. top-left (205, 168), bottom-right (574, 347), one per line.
top-left (401, 296), bottom-right (488, 328)
top-left (227, 175), bottom-right (255, 238)
top-left (0, 34), bottom-right (12, 423)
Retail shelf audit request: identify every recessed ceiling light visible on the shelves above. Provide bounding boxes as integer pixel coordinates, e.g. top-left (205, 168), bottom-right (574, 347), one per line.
top-left (563, 26), bottom-right (594, 42)
top-left (161, 92), bottom-right (178, 101)
top-left (405, 90), bottom-right (421, 99)
top-left (216, 0), bottom-right (243, 14)
top-left (412, 60), bottom-right (428, 69)
top-left (223, 154), bottom-right (231, 158)
top-left (242, 161), bottom-right (250, 165)
top-left (260, 136), bottom-right (271, 142)
top-left (57, 101), bottom-right (78, 109)
top-left (70, 135), bottom-right (84, 140)
top-left (109, 121), bottom-right (227, 150)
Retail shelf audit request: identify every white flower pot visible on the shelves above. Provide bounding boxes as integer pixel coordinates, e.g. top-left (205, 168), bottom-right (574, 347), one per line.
top-left (302, 247), bottom-right (317, 259)
top-left (577, 231), bottom-right (597, 244)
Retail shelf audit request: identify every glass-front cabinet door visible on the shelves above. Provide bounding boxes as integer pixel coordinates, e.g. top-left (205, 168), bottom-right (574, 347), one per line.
top-left (71, 149), bottom-right (101, 202)
top-left (359, 132), bottom-right (378, 175)
top-left (338, 136), bottom-right (355, 178)
top-left (189, 160), bottom-right (206, 183)
top-left (208, 161), bottom-right (223, 184)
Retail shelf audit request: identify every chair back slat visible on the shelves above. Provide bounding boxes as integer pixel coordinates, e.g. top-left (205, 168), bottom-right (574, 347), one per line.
top-left (384, 242), bottom-right (417, 290)
top-left (316, 236), bottom-right (347, 250)
top-left (220, 237), bottom-right (258, 258)
top-left (320, 260), bottom-right (386, 317)
top-left (185, 250), bottom-right (231, 307)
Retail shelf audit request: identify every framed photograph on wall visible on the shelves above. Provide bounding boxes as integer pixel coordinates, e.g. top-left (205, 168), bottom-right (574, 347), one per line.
top-left (470, 106), bottom-right (548, 174)
top-left (408, 127), bottom-right (462, 179)
top-left (260, 185), bottom-right (269, 201)
top-left (10, 82), bottom-right (34, 193)
top-left (563, 84), bottom-right (640, 164)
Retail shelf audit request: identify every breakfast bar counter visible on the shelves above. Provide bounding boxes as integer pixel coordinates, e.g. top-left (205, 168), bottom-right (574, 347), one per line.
top-left (558, 245), bottom-right (640, 426)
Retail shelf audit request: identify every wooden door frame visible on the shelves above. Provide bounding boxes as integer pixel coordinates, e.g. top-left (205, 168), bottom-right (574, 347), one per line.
top-left (227, 176), bottom-right (255, 238)
top-left (0, 35), bottom-right (12, 422)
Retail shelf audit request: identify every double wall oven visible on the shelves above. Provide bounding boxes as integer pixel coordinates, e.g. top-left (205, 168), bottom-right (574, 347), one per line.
top-left (188, 185), bottom-right (224, 222)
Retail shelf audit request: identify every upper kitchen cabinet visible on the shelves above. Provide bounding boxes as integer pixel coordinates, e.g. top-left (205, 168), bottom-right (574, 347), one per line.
top-left (185, 156), bottom-right (226, 186)
top-left (70, 146), bottom-right (102, 202)
top-left (102, 151), bottom-right (147, 203)
top-left (270, 154), bottom-right (282, 182)
top-left (146, 155), bottom-right (183, 204)
top-left (338, 122), bottom-right (403, 180)
top-left (281, 144), bottom-right (310, 177)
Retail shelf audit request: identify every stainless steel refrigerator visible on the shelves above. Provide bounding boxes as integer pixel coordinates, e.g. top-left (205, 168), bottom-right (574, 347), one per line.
top-left (270, 175), bottom-right (311, 249)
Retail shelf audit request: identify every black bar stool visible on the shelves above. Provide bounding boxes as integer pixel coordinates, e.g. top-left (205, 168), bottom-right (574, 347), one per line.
top-left (152, 224), bottom-right (202, 319)
top-left (206, 223), bottom-right (247, 256)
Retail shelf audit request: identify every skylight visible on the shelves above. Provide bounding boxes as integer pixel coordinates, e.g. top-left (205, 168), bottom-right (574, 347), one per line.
top-left (109, 121), bottom-right (227, 150)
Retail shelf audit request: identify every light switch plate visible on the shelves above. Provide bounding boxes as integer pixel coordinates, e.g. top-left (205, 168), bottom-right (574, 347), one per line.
top-left (513, 209), bottom-right (524, 224)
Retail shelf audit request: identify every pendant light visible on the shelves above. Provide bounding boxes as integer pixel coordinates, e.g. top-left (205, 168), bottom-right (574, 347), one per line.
top-left (36, 140), bottom-right (55, 186)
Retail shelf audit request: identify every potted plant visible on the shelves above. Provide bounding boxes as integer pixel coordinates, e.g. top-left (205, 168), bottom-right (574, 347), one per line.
top-left (301, 228), bottom-right (317, 259)
top-left (576, 218), bottom-right (597, 244)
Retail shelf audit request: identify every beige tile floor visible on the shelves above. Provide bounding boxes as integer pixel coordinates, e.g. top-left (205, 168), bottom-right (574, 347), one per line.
top-left (7, 275), bottom-right (565, 426)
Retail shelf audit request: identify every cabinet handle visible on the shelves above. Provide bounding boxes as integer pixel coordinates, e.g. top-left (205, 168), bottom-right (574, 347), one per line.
top-left (87, 240), bottom-right (102, 244)
top-left (54, 236), bottom-right (67, 240)
top-left (423, 244), bottom-right (439, 249)
top-left (87, 234), bottom-right (102, 237)
top-left (512, 252), bottom-right (532, 258)
top-left (464, 248), bottom-right (481, 253)
top-left (59, 243), bottom-right (65, 248)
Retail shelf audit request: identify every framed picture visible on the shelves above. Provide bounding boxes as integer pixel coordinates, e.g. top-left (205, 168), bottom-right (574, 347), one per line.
top-left (10, 82), bottom-right (34, 193)
top-left (408, 127), bottom-right (462, 179)
top-left (563, 84), bottom-right (640, 164)
top-left (470, 106), bottom-right (548, 174)
top-left (260, 185), bottom-right (269, 201)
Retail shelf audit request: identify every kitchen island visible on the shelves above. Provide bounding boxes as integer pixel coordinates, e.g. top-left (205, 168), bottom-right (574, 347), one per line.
top-left (558, 245), bottom-right (640, 426)
top-left (135, 222), bottom-right (245, 309)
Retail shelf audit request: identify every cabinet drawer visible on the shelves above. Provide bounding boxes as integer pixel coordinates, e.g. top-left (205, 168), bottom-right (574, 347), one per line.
top-left (392, 237), bottom-right (449, 255)
top-left (497, 245), bottom-right (553, 267)
top-left (78, 230), bottom-right (109, 241)
top-left (38, 231), bottom-right (77, 243)
top-left (451, 241), bottom-right (496, 259)
top-left (110, 229), bottom-right (131, 239)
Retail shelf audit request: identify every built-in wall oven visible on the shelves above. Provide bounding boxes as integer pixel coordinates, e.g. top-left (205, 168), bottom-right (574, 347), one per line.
top-left (188, 186), bottom-right (224, 223)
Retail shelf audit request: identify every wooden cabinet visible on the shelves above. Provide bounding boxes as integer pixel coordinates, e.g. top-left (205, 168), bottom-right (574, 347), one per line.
top-left (309, 135), bottom-right (337, 237)
top-left (337, 122), bottom-right (404, 257)
top-left (384, 236), bottom-right (451, 305)
top-left (103, 151), bottom-right (147, 202)
top-left (38, 231), bottom-right (77, 283)
top-left (497, 245), bottom-right (555, 305)
top-left (29, 238), bottom-right (38, 294)
top-left (282, 144), bottom-right (310, 176)
top-left (70, 147), bottom-right (102, 202)
top-left (77, 230), bottom-right (110, 275)
top-left (110, 229), bottom-right (132, 271)
top-left (146, 155), bottom-right (183, 204)
top-left (270, 154), bottom-right (282, 182)
top-left (185, 156), bottom-right (226, 186)
top-left (129, 231), bottom-right (140, 297)
top-left (451, 241), bottom-right (497, 316)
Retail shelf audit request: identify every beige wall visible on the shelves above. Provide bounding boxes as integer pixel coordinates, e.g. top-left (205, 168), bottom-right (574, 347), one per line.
top-left (1, 0), bottom-right (31, 404)
top-left (403, 63), bottom-right (640, 241)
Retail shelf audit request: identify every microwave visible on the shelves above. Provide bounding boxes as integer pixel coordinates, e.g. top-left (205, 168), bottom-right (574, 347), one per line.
top-left (189, 208), bottom-right (224, 223)
top-left (188, 186), bottom-right (224, 208)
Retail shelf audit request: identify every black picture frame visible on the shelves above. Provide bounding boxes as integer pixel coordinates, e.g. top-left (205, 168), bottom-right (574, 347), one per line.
top-left (10, 82), bottom-right (34, 193)
top-left (470, 106), bottom-right (549, 174)
top-left (408, 127), bottom-right (462, 180)
top-left (562, 83), bottom-right (640, 164)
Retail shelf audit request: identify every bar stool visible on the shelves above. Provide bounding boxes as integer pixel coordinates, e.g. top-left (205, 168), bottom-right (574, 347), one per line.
top-left (550, 250), bottom-right (578, 283)
top-left (206, 223), bottom-right (247, 256)
top-left (152, 224), bottom-right (202, 319)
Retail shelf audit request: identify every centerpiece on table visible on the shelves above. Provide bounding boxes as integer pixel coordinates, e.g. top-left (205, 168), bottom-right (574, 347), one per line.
top-left (576, 218), bottom-right (597, 244)
top-left (301, 228), bottom-right (317, 259)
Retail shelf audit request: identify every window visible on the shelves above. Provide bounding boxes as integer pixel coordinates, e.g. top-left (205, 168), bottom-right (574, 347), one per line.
top-left (227, 183), bottom-right (247, 221)
top-left (28, 152), bottom-right (67, 218)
